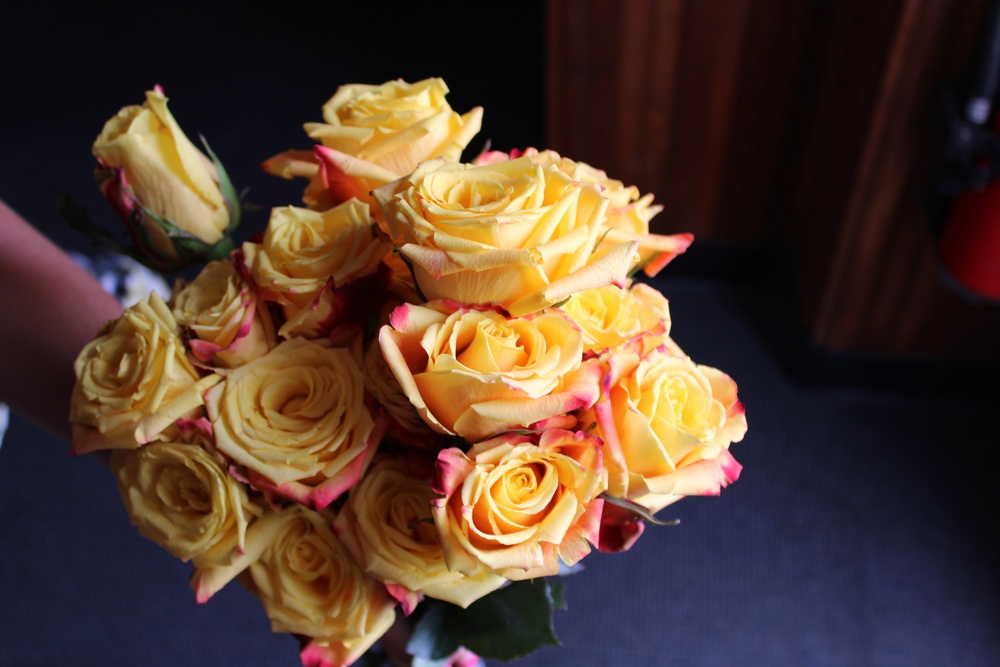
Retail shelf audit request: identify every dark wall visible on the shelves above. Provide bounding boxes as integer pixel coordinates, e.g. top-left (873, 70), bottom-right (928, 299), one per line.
top-left (0, 2), bottom-right (545, 251)
top-left (544, 0), bottom-right (1000, 366)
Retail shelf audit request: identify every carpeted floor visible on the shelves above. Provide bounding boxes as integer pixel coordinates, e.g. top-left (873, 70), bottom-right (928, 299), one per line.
top-left (2, 269), bottom-right (998, 666)
top-left (1, 3), bottom-right (998, 665)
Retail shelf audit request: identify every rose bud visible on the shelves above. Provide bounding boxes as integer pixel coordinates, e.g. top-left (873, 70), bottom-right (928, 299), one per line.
top-left (89, 86), bottom-right (241, 271)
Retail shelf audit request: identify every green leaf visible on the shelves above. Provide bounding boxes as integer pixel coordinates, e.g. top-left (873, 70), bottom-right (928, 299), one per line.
top-left (408, 580), bottom-right (563, 662)
top-left (548, 579), bottom-right (568, 611)
top-left (207, 235), bottom-right (236, 261)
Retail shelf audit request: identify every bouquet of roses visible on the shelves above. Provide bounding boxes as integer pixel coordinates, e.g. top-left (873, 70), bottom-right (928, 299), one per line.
top-left (66, 77), bottom-right (747, 667)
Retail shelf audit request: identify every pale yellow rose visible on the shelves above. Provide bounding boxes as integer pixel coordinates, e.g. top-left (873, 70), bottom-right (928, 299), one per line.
top-left (373, 157), bottom-right (641, 316)
top-left (557, 281), bottom-right (671, 354)
top-left (171, 259), bottom-right (277, 368)
top-left (93, 88), bottom-right (229, 250)
top-left (582, 343), bottom-right (747, 513)
top-left (334, 457), bottom-right (506, 610)
top-left (432, 430), bottom-right (606, 580)
top-left (193, 505), bottom-right (396, 666)
top-left (311, 77), bottom-right (483, 176)
top-left (204, 337), bottom-right (382, 511)
top-left (243, 201), bottom-right (390, 338)
top-left (69, 292), bottom-right (221, 454)
top-left (362, 337), bottom-right (436, 445)
top-left (110, 436), bottom-right (260, 564)
top-left (473, 148), bottom-right (692, 277)
top-left (379, 300), bottom-right (601, 443)
top-left (482, 148), bottom-right (661, 228)
top-left (261, 77), bottom-right (482, 218)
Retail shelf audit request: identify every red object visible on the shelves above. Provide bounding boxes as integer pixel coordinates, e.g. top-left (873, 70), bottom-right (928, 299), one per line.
top-left (939, 183), bottom-right (1000, 300)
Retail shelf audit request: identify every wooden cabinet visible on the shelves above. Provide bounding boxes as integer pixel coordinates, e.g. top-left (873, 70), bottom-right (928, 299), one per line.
top-left (546, 0), bottom-right (1000, 364)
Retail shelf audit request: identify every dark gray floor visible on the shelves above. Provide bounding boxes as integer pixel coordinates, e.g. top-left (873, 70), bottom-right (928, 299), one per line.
top-left (2, 273), bottom-right (998, 666)
top-left (2, 3), bottom-right (998, 665)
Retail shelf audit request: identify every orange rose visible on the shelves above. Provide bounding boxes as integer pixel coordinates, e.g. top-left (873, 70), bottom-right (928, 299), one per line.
top-left (583, 342), bottom-right (746, 513)
top-left (379, 300), bottom-right (600, 442)
top-left (432, 429), bottom-right (606, 580)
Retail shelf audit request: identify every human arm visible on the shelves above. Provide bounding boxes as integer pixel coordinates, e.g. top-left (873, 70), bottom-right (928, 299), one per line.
top-left (0, 199), bottom-right (123, 441)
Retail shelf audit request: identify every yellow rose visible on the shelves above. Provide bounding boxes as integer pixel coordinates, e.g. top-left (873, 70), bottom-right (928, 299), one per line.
top-left (362, 337), bottom-right (437, 446)
top-left (432, 430), bottom-right (606, 580)
top-left (583, 343), bottom-right (747, 513)
top-left (245, 507), bottom-right (396, 661)
top-left (557, 282), bottom-right (671, 354)
top-left (311, 77), bottom-right (483, 176)
top-left (334, 457), bottom-right (506, 610)
top-left (193, 505), bottom-right (396, 666)
top-left (110, 436), bottom-right (259, 564)
top-left (485, 148), bottom-right (660, 227)
top-left (204, 337), bottom-right (383, 511)
top-left (379, 300), bottom-right (601, 443)
top-left (243, 201), bottom-right (390, 339)
top-left (373, 157), bottom-right (640, 316)
top-left (69, 292), bottom-right (221, 454)
top-left (474, 148), bottom-right (692, 277)
top-left (261, 77), bottom-right (482, 217)
top-left (171, 259), bottom-right (277, 368)
top-left (93, 88), bottom-right (229, 254)
top-left (531, 151), bottom-right (692, 275)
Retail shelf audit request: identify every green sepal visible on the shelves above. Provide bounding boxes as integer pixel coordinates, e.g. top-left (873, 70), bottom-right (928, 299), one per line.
top-left (137, 203), bottom-right (237, 269)
top-left (592, 228), bottom-right (612, 254)
top-left (199, 134), bottom-right (243, 235)
top-left (135, 205), bottom-right (217, 267)
top-left (394, 246), bottom-right (428, 303)
top-left (407, 579), bottom-right (564, 662)
top-left (549, 295), bottom-right (571, 309)
top-left (207, 234), bottom-right (236, 261)
top-left (600, 493), bottom-right (681, 526)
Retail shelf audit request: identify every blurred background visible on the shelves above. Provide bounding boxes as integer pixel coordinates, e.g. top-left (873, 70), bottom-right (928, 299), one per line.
top-left (1, 1), bottom-right (998, 666)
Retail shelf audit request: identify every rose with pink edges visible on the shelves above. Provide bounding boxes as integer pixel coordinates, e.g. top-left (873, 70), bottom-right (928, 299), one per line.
top-left (205, 337), bottom-right (384, 511)
top-left (378, 300), bottom-right (601, 443)
top-left (432, 429), bottom-right (606, 580)
top-left (583, 340), bottom-right (747, 514)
